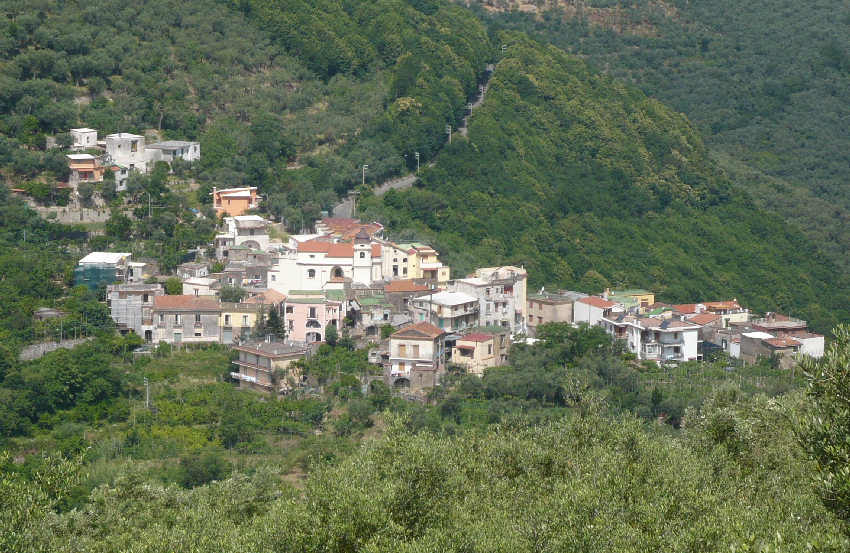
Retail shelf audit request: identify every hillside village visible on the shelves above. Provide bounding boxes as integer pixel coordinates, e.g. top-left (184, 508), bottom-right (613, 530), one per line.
top-left (12, 123), bottom-right (825, 398)
top-left (81, 205), bottom-right (824, 396)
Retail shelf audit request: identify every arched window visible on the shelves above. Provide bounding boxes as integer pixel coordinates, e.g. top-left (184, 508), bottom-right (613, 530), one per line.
top-left (307, 269), bottom-right (316, 278)
top-left (359, 252), bottom-right (366, 258)
top-left (332, 266), bottom-right (343, 278)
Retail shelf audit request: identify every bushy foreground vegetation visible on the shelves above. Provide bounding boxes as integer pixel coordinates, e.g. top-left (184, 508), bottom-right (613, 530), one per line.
top-left (359, 32), bottom-right (850, 333)
top-left (3, 387), bottom-right (848, 552)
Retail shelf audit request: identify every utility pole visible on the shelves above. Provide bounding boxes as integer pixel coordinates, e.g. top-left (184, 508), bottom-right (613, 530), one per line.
top-left (415, 151), bottom-right (420, 173)
top-left (362, 164), bottom-right (368, 186)
top-left (144, 377), bottom-right (150, 411)
top-left (445, 125), bottom-right (452, 143)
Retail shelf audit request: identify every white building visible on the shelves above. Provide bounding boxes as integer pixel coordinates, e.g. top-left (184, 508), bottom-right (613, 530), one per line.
top-left (573, 296), bottom-right (618, 326)
top-left (408, 291), bottom-right (479, 331)
top-left (145, 141), bottom-right (200, 164)
top-left (105, 133), bottom-right (146, 175)
top-left (448, 266), bottom-right (528, 334)
top-left (268, 229), bottom-right (384, 294)
top-left (70, 128), bottom-right (98, 149)
top-left (215, 215), bottom-right (271, 257)
top-left (602, 315), bottom-right (700, 362)
top-left (182, 277), bottom-right (217, 297)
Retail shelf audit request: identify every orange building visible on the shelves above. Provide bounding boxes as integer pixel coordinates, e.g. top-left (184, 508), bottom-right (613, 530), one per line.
top-left (211, 186), bottom-right (259, 216)
top-left (67, 154), bottom-right (105, 185)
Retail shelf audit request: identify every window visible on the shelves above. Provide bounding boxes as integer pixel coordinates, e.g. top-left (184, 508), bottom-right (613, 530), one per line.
top-left (288, 320), bottom-right (294, 330)
top-left (158, 314), bottom-right (164, 324)
top-left (143, 294), bottom-right (149, 303)
top-left (174, 314), bottom-right (181, 324)
top-left (399, 344), bottom-right (406, 356)
top-left (412, 345), bottom-right (419, 357)
top-left (398, 362), bottom-right (406, 371)
top-left (194, 289), bottom-right (199, 296)
top-left (286, 306), bottom-right (294, 314)
top-left (309, 307), bottom-right (318, 319)
top-left (307, 269), bottom-right (316, 278)
top-left (195, 314), bottom-right (201, 324)
top-left (538, 316), bottom-right (542, 324)
top-left (242, 315), bottom-right (249, 326)
top-left (488, 344), bottom-right (492, 354)
top-left (224, 314), bottom-right (231, 325)
top-left (528, 315), bottom-right (533, 323)
top-left (194, 332), bottom-right (202, 337)
top-left (130, 140), bottom-right (138, 152)
top-left (271, 274), bottom-right (276, 281)
top-left (359, 252), bottom-right (366, 258)
top-left (673, 332), bottom-right (679, 339)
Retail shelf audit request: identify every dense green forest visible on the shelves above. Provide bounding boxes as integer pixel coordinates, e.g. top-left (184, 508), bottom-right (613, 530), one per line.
top-left (358, 32), bottom-right (849, 334)
top-left (474, 0), bottom-right (850, 271)
top-left (0, 0), bottom-right (488, 222)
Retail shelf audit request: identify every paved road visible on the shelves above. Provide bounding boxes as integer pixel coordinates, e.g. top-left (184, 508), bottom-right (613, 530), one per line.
top-left (459, 63), bottom-right (494, 136)
top-left (333, 63), bottom-right (495, 217)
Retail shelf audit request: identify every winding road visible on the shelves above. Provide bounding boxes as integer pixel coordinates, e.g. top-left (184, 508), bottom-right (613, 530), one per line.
top-left (333, 63), bottom-right (494, 218)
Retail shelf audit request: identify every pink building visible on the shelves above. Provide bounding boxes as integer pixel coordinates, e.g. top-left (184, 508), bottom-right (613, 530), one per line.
top-left (284, 290), bottom-right (345, 343)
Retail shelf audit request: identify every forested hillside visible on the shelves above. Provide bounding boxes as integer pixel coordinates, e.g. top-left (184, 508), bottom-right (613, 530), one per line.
top-left (475, 0), bottom-right (850, 270)
top-left (0, 0), bottom-right (487, 219)
top-left (359, 32), bottom-right (849, 333)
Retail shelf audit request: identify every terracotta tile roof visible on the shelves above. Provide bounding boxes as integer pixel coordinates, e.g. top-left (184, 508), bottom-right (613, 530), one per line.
top-left (689, 313), bottom-right (722, 326)
top-left (459, 333), bottom-right (492, 342)
top-left (764, 336), bottom-right (801, 348)
top-left (391, 321), bottom-right (445, 340)
top-left (371, 243), bottom-right (381, 257)
top-left (153, 295), bottom-right (220, 311)
top-left (704, 300), bottom-right (742, 310)
top-left (384, 279), bottom-right (430, 293)
top-left (298, 240), bottom-right (355, 257)
top-left (673, 303), bottom-right (700, 314)
top-left (318, 218), bottom-right (383, 240)
top-left (244, 290), bottom-right (287, 304)
top-left (577, 296), bottom-right (616, 309)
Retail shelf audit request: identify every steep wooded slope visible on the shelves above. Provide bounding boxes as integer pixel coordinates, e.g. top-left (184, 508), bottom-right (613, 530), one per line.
top-left (360, 33), bottom-right (848, 333)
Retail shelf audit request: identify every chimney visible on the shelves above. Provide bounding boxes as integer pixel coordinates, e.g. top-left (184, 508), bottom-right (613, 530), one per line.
top-left (603, 288), bottom-right (610, 300)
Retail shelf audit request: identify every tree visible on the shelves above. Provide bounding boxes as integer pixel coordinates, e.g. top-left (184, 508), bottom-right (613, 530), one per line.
top-left (325, 323), bottom-right (338, 347)
top-left (219, 285), bottom-right (246, 303)
top-left (369, 379), bottom-right (391, 411)
top-left (177, 451), bottom-right (232, 489)
top-left (380, 324), bottom-right (395, 340)
top-left (77, 182), bottom-right (95, 207)
top-left (266, 308), bottom-right (286, 340)
top-left (253, 307), bottom-right (268, 339)
top-left (164, 277), bottom-right (182, 295)
top-left (797, 324), bottom-right (850, 528)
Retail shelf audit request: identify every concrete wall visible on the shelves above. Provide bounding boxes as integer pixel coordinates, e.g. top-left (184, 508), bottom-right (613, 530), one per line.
top-left (19, 338), bottom-right (93, 361)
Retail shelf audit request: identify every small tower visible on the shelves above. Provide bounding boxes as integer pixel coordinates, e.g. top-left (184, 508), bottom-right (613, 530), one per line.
top-left (352, 227), bottom-right (372, 284)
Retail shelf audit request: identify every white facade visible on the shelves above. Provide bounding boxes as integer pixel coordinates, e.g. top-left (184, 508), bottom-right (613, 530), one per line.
top-left (145, 141), bottom-right (200, 163)
top-left (182, 277), bottom-right (217, 297)
top-left (602, 316), bottom-right (699, 362)
top-left (70, 128), bottom-right (98, 149)
top-left (796, 333), bottom-right (825, 358)
top-left (221, 216), bottom-right (271, 252)
top-left (573, 297), bottom-right (617, 326)
top-left (448, 266), bottom-right (528, 334)
top-left (105, 133), bottom-right (146, 173)
top-left (268, 240), bottom-right (383, 295)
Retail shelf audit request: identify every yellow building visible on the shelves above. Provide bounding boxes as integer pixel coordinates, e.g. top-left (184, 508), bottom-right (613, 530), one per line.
top-left (231, 342), bottom-right (307, 392)
top-left (453, 328), bottom-right (510, 376)
top-left (396, 243), bottom-right (450, 285)
top-left (608, 289), bottom-right (655, 312)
